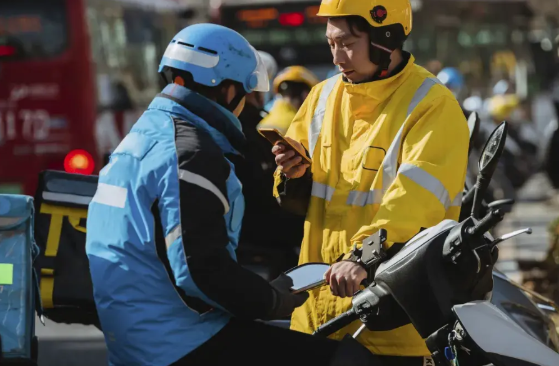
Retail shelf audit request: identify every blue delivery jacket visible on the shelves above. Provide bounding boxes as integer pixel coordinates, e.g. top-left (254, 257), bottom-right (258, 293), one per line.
top-left (86, 84), bottom-right (277, 366)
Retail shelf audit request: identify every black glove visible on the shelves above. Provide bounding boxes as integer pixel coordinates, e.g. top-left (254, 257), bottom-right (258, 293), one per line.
top-left (265, 274), bottom-right (310, 320)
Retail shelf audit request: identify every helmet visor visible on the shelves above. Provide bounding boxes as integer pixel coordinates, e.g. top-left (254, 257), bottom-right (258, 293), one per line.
top-left (250, 46), bottom-right (270, 92)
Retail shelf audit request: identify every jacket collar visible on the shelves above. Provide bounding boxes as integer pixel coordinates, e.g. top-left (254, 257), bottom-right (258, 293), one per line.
top-left (343, 53), bottom-right (415, 118)
top-left (153, 84), bottom-right (246, 154)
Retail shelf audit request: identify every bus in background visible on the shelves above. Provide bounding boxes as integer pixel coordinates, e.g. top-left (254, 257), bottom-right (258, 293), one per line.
top-left (0, 0), bottom-right (191, 195)
top-left (214, 0), bottom-right (335, 80)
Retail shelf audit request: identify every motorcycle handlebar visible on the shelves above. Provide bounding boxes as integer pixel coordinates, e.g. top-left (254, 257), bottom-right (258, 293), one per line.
top-left (312, 308), bottom-right (359, 337)
top-left (468, 209), bottom-right (504, 237)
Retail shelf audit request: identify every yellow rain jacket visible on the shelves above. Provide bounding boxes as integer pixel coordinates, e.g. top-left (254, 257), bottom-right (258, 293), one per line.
top-left (273, 55), bottom-right (469, 356)
top-left (258, 99), bottom-right (298, 136)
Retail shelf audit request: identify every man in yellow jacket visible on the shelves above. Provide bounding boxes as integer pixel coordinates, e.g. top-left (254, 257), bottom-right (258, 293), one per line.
top-left (272, 0), bottom-right (469, 363)
top-left (258, 66), bottom-right (320, 135)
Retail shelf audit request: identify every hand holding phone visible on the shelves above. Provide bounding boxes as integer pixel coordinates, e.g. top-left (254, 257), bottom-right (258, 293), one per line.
top-left (259, 128), bottom-right (311, 179)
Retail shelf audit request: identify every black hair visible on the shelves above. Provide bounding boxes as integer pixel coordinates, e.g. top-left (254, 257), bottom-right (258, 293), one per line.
top-left (345, 16), bottom-right (373, 38)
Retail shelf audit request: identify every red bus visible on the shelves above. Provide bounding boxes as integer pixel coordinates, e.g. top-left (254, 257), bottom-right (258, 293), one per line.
top-left (0, 0), bottom-right (191, 195)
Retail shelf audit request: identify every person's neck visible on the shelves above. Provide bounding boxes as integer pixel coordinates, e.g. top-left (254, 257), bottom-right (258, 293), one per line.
top-left (385, 50), bottom-right (404, 75)
top-left (354, 50), bottom-right (407, 84)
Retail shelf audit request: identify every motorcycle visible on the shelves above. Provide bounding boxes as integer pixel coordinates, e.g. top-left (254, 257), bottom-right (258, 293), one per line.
top-left (284, 121), bottom-right (559, 366)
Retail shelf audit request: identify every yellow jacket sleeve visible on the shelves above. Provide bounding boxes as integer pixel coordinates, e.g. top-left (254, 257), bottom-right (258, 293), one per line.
top-left (351, 95), bottom-right (469, 249)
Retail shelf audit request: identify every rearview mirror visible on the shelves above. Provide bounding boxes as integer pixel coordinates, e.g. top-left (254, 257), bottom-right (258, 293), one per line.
top-left (479, 121), bottom-right (507, 174)
top-left (471, 122), bottom-right (508, 218)
top-left (284, 263), bottom-right (329, 293)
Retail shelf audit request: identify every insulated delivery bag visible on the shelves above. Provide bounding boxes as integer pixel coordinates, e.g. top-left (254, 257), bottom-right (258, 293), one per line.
top-left (34, 170), bottom-right (100, 326)
top-left (0, 194), bottom-right (41, 364)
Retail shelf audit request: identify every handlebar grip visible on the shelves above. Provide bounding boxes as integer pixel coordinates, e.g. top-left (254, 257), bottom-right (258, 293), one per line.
top-left (312, 309), bottom-right (359, 338)
top-left (469, 209), bottom-right (504, 237)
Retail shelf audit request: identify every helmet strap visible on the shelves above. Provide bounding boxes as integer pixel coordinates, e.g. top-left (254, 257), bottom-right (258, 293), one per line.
top-left (226, 90), bottom-right (247, 112)
top-left (370, 42), bottom-right (393, 79)
top-left (368, 24), bottom-right (406, 79)
top-left (217, 83), bottom-right (247, 113)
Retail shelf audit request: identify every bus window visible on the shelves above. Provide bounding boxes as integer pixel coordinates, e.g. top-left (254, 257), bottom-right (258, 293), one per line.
top-left (0, 0), bottom-right (68, 61)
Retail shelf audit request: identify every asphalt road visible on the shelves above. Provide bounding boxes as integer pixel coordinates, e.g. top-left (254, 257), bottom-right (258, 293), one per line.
top-left (35, 318), bottom-right (107, 366)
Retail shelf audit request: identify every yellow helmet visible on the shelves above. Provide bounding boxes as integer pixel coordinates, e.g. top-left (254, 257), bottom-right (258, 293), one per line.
top-left (273, 66), bottom-right (320, 94)
top-left (488, 94), bottom-right (519, 122)
top-left (317, 0), bottom-right (412, 36)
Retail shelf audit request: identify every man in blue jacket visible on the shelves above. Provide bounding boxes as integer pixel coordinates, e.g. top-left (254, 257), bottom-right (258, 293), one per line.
top-left (86, 24), bottom-right (378, 366)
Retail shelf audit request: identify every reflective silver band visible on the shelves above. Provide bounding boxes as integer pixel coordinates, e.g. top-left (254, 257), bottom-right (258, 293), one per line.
top-left (308, 75), bottom-right (339, 160)
top-left (382, 77), bottom-right (441, 192)
top-left (44, 191), bottom-right (93, 206)
top-left (162, 43), bottom-right (219, 69)
top-left (311, 182), bottom-right (335, 202)
top-left (451, 192), bottom-right (463, 207)
top-left (346, 190), bottom-right (383, 207)
top-left (165, 224), bottom-right (182, 250)
top-left (398, 163), bottom-right (451, 209)
top-left (179, 169), bottom-right (230, 214)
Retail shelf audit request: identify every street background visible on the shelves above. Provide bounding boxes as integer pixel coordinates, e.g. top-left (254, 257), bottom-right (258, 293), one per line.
top-left (1, 0), bottom-right (559, 364)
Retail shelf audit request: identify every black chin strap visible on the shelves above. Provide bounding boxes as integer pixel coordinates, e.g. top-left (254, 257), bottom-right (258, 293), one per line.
top-left (217, 84), bottom-right (246, 113)
top-left (227, 90), bottom-right (247, 112)
top-left (370, 41), bottom-right (394, 79)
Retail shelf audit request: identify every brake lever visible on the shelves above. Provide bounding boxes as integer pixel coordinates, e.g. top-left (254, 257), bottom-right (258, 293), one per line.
top-left (491, 228), bottom-right (532, 247)
top-left (488, 198), bottom-right (515, 209)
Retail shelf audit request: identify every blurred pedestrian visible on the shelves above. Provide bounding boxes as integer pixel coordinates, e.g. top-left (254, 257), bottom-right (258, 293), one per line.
top-left (258, 66), bottom-right (319, 135)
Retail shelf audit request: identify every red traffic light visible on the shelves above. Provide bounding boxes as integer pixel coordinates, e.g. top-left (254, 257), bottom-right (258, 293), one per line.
top-left (64, 149), bottom-right (95, 175)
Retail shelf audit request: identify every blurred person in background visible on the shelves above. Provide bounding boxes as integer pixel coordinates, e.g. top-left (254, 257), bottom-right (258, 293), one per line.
top-left (272, 0), bottom-right (471, 364)
top-left (258, 66), bottom-right (320, 135)
top-left (233, 53), bottom-right (306, 278)
top-left (424, 59), bottom-right (443, 76)
top-left (486, 94), bottom-right (537, 191)
top-left (437, 67), bottom-right (466, 103)
top-left (86, 24), bottom-right (380, 366)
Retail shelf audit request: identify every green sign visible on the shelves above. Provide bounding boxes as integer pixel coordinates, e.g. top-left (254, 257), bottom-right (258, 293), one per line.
top-left (0, 264), bottom-right (14, 285)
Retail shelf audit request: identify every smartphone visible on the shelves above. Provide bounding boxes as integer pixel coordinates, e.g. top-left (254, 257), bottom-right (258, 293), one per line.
top-left (284, 263), bottom-right (329, 294)
top-left (258, 128), bottom-right (312, 165)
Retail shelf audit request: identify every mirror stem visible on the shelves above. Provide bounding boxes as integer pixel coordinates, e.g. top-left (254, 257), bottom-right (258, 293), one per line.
top-left (470, 176), bottom-right (488, 219)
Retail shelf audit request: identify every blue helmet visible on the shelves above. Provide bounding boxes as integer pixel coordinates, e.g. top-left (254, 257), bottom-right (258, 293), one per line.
top-left (437, 67), bottom-right (464, 91)
top-left (159, 24), bottom-right (269, 94)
